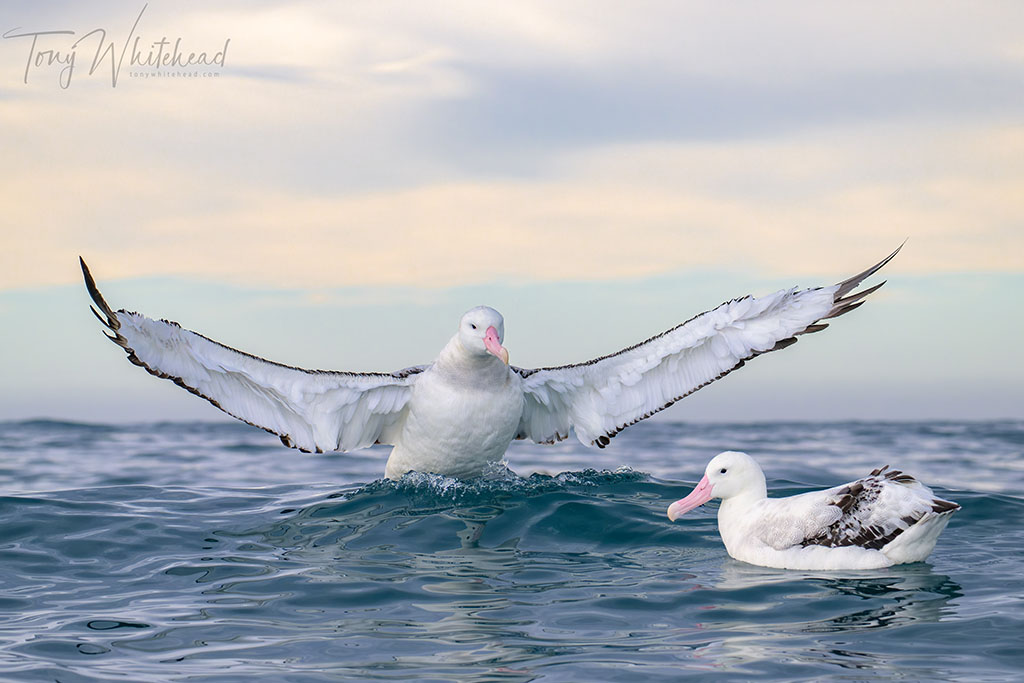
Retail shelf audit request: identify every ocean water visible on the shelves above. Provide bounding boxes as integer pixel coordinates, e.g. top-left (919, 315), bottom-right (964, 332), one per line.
top-left (0, 419), bottom-right (1022, 682)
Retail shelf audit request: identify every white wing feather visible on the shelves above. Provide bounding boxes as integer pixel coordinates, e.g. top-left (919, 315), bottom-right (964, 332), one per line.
top-left (515, 286), bottom-right (832, 446)
top-left (514, 247), bottom-right (900, 447)
top-left (82, 260), bottom-right (419, 454)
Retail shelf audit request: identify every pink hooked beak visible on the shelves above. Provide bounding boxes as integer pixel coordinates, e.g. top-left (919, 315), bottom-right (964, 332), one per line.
top-left (667, 474), bottom-right (713, 521)
top-left (483, 325), bottom-right (509, 364)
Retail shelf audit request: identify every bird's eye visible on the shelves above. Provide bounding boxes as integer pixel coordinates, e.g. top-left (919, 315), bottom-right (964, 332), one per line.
top-left (470, 324), bottom-right (477, 330)
top-left (719, 468), bottom-right (728, 474)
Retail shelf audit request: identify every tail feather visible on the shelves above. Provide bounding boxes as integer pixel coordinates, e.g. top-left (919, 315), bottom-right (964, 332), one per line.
top-left (881, 511), bottom-right (955, 564)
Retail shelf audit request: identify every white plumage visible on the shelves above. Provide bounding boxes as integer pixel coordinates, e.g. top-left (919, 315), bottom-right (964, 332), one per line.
top-left (667, 451), bottom-right (959, 570)
top-left (81, 247), bottom-right (898, 479)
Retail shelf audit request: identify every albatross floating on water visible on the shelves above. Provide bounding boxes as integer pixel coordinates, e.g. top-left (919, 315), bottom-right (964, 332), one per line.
top-left (81, 247), bottom-right (899, 480)
top-left (667, 451), bottom-right (959, 570)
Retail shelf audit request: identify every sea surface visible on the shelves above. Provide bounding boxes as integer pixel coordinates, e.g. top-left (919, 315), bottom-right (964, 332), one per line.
top-left (0, 419), bottom-right (1022, 682)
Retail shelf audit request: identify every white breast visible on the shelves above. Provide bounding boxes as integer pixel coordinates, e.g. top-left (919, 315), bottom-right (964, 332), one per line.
top-left (384, 365), bottom-right (525, 479)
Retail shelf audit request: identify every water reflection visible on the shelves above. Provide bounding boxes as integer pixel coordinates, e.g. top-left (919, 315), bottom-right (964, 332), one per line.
top-left (809, 572), bottom-right (963, 632)
top-left (687, 560), bottom-right (964, 676)
top-left (711, 560), bottom-right (963, 631)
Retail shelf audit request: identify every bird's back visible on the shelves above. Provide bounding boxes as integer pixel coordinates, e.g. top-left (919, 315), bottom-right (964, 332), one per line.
top-left (799, 466), bottom-right (959, 555)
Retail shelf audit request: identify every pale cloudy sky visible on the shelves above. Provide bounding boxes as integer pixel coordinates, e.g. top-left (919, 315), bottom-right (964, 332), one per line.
top-left (1, 1), bottom-right (1021, 422)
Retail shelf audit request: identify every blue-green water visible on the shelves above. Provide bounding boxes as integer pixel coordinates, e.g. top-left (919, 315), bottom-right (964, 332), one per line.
top-left (1, 420), bottom-right (1022, 681)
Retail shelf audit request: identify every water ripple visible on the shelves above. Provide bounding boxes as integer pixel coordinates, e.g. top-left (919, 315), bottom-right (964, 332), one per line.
top-left (0, 420), bottom-right (1021, 680)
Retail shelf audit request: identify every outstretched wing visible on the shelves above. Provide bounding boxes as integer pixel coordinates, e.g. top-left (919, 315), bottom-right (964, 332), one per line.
top-left (513, 246), bottom-right (901, 447)
top-left (81, 258), bottom-right (423, 453)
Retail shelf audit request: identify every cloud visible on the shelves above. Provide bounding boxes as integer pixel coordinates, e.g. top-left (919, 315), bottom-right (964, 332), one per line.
top-left (2, 2), bottom-right (1022, 294)
top-left (4, 120), bottom-right (1022, 292)
top-left (417, 62), bottom-right (1024, 163)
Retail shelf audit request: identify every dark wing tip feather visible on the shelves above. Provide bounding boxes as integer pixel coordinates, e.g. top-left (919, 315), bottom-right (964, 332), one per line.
top-left (836, 280), bottom-right (886, 307)
top-left (833, 241), bottom-right (904, 300)
top-left (823, 299), bottom-right (865, 320)
top-left (796, 323), bottom-right (829, 336)
top-left (773, 336), bottom-right (798, 351)
top-left (89, 305), bottom-right (108, 325)
top-left (80, 257), bottom-right (120, 330)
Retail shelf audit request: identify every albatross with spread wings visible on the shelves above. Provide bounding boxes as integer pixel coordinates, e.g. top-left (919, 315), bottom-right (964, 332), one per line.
top-left (81, 247), bottom-right (899, 479)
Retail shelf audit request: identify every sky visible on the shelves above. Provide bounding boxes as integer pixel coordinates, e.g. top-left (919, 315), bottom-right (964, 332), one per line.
top-left (1, 1), bottom-right (1022, 424)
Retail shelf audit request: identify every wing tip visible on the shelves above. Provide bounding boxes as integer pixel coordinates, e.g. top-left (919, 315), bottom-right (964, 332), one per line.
top-left (833, 241), bottom-right (904, 300)
top-left (79, 256), bottom-right (119, 329)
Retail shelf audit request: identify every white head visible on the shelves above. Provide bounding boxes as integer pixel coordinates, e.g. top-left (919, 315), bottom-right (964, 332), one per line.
top-left (666, 451), bottom-right (767, 521)
top-left (456, 306), bottom-right (509, 364)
